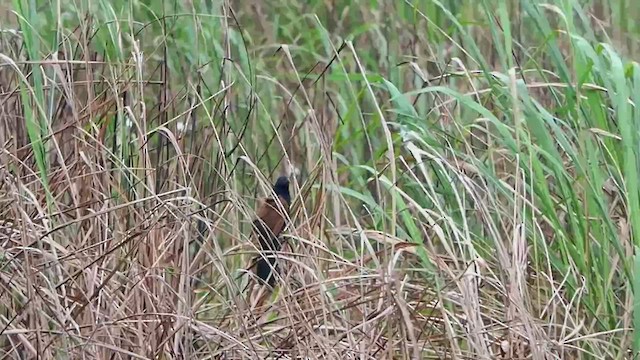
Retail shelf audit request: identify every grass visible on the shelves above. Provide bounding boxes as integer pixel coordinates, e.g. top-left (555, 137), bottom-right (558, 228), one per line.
top-left (0, 0), bottom-right (639, 358)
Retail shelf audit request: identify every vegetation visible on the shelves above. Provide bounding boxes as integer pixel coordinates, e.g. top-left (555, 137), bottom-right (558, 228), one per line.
top-left (0, 0), bottom-right (639, 358)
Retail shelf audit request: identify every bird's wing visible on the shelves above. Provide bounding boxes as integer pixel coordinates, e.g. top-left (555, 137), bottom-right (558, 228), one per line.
top-left (252, 196), bottom-right (289, 250)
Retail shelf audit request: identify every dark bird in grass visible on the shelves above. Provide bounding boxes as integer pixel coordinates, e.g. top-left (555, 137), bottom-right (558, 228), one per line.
top-left (249, 175), bottom-right (291, 289)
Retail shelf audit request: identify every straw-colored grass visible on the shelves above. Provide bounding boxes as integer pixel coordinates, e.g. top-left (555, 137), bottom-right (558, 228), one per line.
top-left (0, 0), bottom-right (638, 359)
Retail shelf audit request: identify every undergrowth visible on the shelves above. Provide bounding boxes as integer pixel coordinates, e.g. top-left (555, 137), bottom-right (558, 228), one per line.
top-left (0, 0), bottom-right (639, 359)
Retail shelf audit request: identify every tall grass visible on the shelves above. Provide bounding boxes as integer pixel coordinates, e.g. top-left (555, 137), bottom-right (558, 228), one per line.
top-left (0, 0), bottom-right (638, 358)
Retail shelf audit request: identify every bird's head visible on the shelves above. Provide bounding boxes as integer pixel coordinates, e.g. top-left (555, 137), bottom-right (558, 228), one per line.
top-left (273, 176), bottom-right (291, 204)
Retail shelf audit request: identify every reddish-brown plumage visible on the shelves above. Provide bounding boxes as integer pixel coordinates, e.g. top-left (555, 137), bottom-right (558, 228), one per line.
top-left (250, 176), bottom-right (291, 288)
top-left (253, 196), bottom-right (289, 241)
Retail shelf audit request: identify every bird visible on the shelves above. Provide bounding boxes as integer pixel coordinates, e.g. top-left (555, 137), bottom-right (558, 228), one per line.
top-left (248, 175), bottom-right (291, 290)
